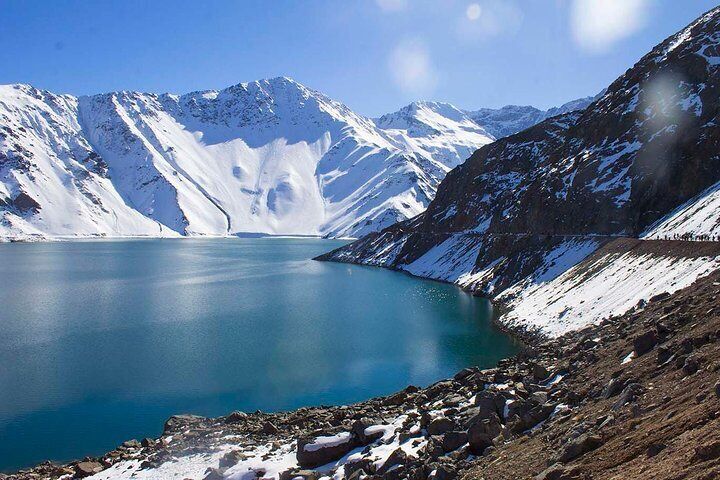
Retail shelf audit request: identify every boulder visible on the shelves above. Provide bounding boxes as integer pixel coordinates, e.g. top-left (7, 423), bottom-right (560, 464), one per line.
top-left (683, 356), bottom-right (699, 376)
top-left (694, 441), bottom-right (720, 462)
top-left (279, 469), bottom-right (320, 480)
top-left (557, 434), bottom-right (603, 463)
top-left (351, 417), bottom-right (382, 445)
top-left (441, 431), bottom-right (468, 452)
top-left (532, 364), bottom-right (550, 381)
top-left (633, 331), bottom-right (658, 356)
top-left (601, 377), bottom-right (625, 399)
top-left (262, 421), bottom-right (279, 435)
top-left (297, 432), bottom-right (353, 468)
top-left (163, 414), bottom-right (204, 433)
top-left (428, 464), bottom-right (457, 480)
top-left (219, 450), bottom-right (247, 469)
top-left (646, 443), bottom-right (666, 458)
top-left (377, 448), bottom-right (408, 475)
top-left (612, 383), bottom-right (643, 411)
top-left (427, 416), bottom-right (456, 435)
top-left (202, 468), bottom-right (226, 480)
top-left (225, 411), bottom-right (248, 423)
top-left (74, 461), bottom-right (104, 477)
top-left (468, 415), bottom-right (501, 454)
top-left (474, 391), bottom-right (504, 419)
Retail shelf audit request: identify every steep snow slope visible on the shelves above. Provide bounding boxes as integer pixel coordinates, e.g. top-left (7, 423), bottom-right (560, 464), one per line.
top-left (0, 78), bottom-right (449, 239)
top-left (320, 6), bottom-right (720, 336)
top-left (0, 85), bottom-right (176, 239)
top-left (1, 78), bottom-right (592, 241)
top-left (374, 101), bottom-right (494, 168)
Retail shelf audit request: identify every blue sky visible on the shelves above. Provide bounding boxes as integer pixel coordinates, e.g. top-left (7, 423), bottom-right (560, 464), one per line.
top-left (0, 0), bottom-right (717, 116)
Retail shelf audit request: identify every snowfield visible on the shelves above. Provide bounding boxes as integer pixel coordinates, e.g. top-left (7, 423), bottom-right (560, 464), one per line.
top-left (498, 243), bottom-right (720, 337)
top-left (0, 78), bottom-right (593, 241)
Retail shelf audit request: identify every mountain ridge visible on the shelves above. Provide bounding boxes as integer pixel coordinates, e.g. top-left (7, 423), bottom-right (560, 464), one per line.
top-left (319, 5), bottom-right (720, 337)
top-left (0, 77), bottom-right (592, 241)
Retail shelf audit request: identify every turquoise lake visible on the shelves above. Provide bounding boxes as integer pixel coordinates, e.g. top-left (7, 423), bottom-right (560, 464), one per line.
top-left (0, 238), bottom-right (518, 472)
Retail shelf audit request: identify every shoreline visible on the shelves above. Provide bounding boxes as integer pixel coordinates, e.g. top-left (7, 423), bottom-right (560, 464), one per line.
top-left (8, 267), bottom-right (720, 479)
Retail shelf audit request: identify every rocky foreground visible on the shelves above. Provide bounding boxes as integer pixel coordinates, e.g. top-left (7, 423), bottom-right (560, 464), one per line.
top-left (6, 267), bottom-right (720, 480)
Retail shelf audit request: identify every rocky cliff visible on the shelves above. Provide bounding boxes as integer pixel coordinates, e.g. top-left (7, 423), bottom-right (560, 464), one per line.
top-left (319, 6), bottom-right (720, 338)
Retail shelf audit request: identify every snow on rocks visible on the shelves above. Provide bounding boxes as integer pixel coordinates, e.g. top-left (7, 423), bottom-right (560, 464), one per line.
top-left (499, 240), bottom-right (720, 337)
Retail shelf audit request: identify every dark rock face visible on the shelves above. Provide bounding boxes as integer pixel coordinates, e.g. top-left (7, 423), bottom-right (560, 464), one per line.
top-left (11, 192), bottom-right (40, 214)
top-left (633, 331), bottom-right (659, 355)
top-left (319, 6), bottom-right (720, 300)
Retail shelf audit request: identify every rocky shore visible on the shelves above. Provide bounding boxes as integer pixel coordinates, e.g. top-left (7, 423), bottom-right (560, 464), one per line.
top-left (5, 265), bottom-right (720, 480)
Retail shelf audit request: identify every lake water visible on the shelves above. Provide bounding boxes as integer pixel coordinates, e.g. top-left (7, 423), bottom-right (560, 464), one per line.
top-left (0, 238), bottom-right (518, 472)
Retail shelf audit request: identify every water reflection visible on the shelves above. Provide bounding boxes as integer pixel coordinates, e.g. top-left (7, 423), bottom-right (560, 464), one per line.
top-left (0, 238), bottom-right (518, 471)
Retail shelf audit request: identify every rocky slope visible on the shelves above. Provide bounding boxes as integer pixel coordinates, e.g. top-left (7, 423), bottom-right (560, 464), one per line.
top-left (0, 78), bottom-right (592, 241)
top-left (7, 242), bottom-right (720, 480)
top-left (319, 6), bottom-right (720, 337)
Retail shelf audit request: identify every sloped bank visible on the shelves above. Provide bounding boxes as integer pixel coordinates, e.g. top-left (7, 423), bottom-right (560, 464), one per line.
top-left (317, 236), bottom-right (720, 342)
top-left (7, 261), bottom-right (720, 480)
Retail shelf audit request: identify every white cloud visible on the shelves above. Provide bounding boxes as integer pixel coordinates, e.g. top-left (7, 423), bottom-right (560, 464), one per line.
top-left (456, 0), bottom-right (523, 42)
top-left (466, 3), bottom-right (482, 21)
top-left (387, 39), bottom-right (438, 97)
top-left (375, 0), bottom-right (408, 13)
top-left (571, 0), bottom-right (650, 54)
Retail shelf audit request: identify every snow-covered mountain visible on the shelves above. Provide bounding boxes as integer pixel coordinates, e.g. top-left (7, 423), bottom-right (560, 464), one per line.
top-left (0, 77), bottom-right (589, 240)
top-left (320, 6), bottom-right (720, 336)
top-left (466, 94), bottom-right (599, 139)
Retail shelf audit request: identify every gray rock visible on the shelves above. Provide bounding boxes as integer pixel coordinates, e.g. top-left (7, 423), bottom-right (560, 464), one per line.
top-left (296, 433), bottom-right (353, 469)
top-left (557, 434), bottom-right (603, 462)
top-left (74, 461), bottom-right (104, 477)
top-left (441, 431), bottom-right (468, 452)
top-left (467, 415), bottom-right (501, 454)
top-left (612, 383), bottom-right (643, 411)
top-left (377, 448), bottom-right (408, 475)
top-left (225, 411), bottom-right (248, 423)
top-left (683, 356), bottom-right (699, 376)
top-left (351, 417), bottom-right (381, 445)
top-left (427, 417), bottom-right (456, 436)
top-left (219, 450), bottom-right (247, 468)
